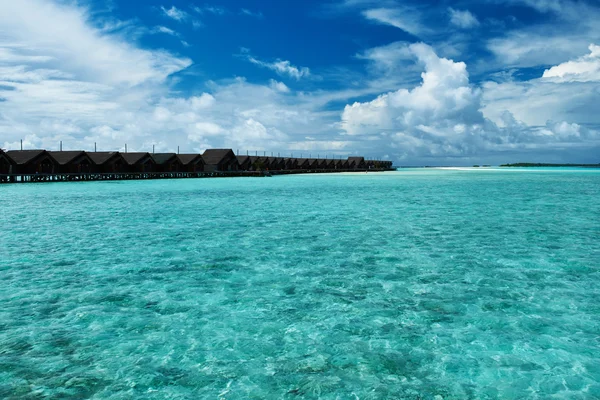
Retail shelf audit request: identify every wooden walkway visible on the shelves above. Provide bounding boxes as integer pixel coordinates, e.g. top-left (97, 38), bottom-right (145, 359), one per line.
top-left (0, 168), bottom-right (389, 184)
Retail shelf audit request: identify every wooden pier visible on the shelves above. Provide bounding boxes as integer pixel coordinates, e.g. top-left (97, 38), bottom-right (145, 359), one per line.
top-left (0, 168), bottom-right (389, 184)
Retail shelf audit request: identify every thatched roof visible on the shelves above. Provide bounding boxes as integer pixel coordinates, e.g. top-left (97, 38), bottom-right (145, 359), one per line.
top-left (122, 152), bottom-right (153, 165)
top-left (6, 150), bottom-right (49, 165)
top-left (202, 149), bottom-right (235, 165)
top-left (151, 153), bottom-right (178, 165)
top-left (177, 154), bottom-right (203, 165)
top-left (87, 152), bottom-right (123, 165)
top-left (48, 151), bottom-right (90, 165)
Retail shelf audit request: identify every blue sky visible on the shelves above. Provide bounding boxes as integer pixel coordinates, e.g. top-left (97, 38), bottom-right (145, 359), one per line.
top-left (1, 0), bottom-right (599, 165)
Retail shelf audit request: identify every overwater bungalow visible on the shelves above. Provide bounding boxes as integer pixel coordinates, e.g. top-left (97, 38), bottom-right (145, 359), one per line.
top-left (307, 158), bottom-right (320, 169)
top-left (237, 155), bottom-right (252, 171)
top-left (323, 158), bottom-right (336, 169)
top-left (317, 158), bottom-right (329, 169)
top-left (88, 152), bottom-right (126, 173)
top-left (348, 156), bottom-right (366, 169)
top-left (283, 158), bottom-right (297, 170)
top-left (295, 158), bottom-right (309, 170)
top-left (248, 156), bottom-right (271, 171)
top-left (0, 149), bottom-right (14, 175)
top-left (177, 154), bottom-right (204, 172)
top-left (121, 152), bottom-right (155, 173)
top-left (48, 151), bottom-right (94, 173)
top-left (259, 157), bottom-right (273, 170)
top-left (6, 150), bottom-right (58, 174)
top-left (270, 157), bottom-right (285, 171)
top-left (152, 153), bottom-right (183, 172)
top-left (202, 149), bottom-right (239, 172)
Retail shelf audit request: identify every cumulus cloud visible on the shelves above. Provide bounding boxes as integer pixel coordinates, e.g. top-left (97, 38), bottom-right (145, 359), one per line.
top-left (247, 56), bottom-right (310, 80)
top-left (341, 43), bottom-right (600, 160)
top-left (448, 8), bottom-right (479, 28)
top-left (542, 44), bottom-right (600, 82)
top-left (342, 43), bottom-right (483, 137)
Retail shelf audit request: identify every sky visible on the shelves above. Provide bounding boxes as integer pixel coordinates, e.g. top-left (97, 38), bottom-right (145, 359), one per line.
top-left (0, 0), bottom-right (599, 165)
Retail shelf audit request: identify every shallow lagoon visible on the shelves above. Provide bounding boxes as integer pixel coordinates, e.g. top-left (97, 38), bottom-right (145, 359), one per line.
top-left (1, 169), bottom-right (599, 398)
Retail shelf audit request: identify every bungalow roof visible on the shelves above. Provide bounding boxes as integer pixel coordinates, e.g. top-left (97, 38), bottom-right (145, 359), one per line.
top-left (48, 151), bottom-right (89, 165)
top-left (6, 150), bottom-right (48, 165)
top-left (348, 156), bottom-right (365, 164)
top-left (87, 152), bottom-right (123, 165)
top-left (237, 155), bottom-right (251, 164)
top-left (177, 154), bottom-right (203, 165)
top-left (152, 153), bottom-right (178, 165)
top-left (202, 149), bottom-right (235, 165)
top-left (122, 152), bottom-right (152, 165)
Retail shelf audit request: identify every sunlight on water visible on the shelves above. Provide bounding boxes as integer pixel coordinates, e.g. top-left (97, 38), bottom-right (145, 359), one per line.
top-left (1, 170), bottom-right (599, 398)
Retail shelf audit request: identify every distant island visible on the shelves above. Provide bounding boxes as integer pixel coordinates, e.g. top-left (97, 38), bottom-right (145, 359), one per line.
top-left (500, 163), bottom-right (600, 167)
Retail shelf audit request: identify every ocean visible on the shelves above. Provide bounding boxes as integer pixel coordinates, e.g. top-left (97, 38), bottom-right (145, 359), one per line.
top-left (1, 168), bottom-right (599, 399)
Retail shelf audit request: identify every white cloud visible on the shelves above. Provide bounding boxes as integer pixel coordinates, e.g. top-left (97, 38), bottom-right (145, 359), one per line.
top-left (486, 1), bottom-right (600, 69)
top-left (362, 8), bottom-right (429, 37)
top-left (356, 41), bottom-right (414, 73)
top-left (154, 25), bottom-right (178, 36)
top-left (240, 8), bottom-right (264, 18)
top-left (269, 79), bottom-right (290, 93)
top-left (448, 8), bottom-right (479, 29)
top-left (542, 44), bottom-right (600, 82)
top-left (247, 56), bottom-right (310, 80)
top-left (0, 1), bottom-right (191, 88)
top-left (341, 43), bottom-right (600, 160)
top-left (342, 43), bottom-right (482, 137)
top-left (161, 5), bottom-right (188, 21)
top-left (193, 6), bottom-right (227, 15)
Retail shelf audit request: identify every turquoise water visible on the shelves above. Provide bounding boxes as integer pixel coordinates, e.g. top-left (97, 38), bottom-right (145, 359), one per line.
top-left (1, 169), bottom-right (599, 399)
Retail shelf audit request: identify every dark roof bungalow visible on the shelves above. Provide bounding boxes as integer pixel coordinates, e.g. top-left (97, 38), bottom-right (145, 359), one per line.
top-left (317, 158), bottom-right (330, 169)
top-left (177, 154), bottom-right (204, 172)
top-left (6, 150), bottom-right (58, 174)
top-left (336, 159), bottom-right (349, 169)
top-left (122, 152), bottom-right (155, 173)
top-left (152, 153), bottom-right (183, 173)
top-left (237, 155), bottom-right (252, 171)
top-left (203, 149), bottom-right (239, 172)
top-left (270, 157), bottom-right (285, 171)
top-left (323, 158), bottom-right (336, 169)
top-left (296, 158), bottom-right (309, 170)
top-left (348, 156), bottom-right (366, 169)
top-left (283, 158), bottom-right (297, 170)
top-left (307, 158), bottom-right (320, 169)
top-left (88, 152), bottom-right (126, 173)
top-left (49, 151), bottom-right (94, 173)
top-left (249, 156), bottom-right (271, 171)
top-left (0, 149), bottom-right (14, 175)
